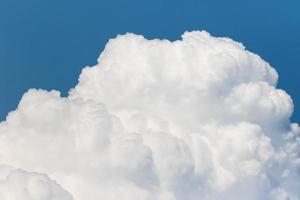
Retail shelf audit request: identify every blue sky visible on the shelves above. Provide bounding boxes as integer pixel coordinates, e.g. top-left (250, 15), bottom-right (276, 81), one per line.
top-left (0, 0), bottom-right (299, 122)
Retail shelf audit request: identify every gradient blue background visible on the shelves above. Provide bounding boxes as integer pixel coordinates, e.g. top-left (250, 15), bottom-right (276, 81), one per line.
top-left (0, 0), bottom-right (299, 122)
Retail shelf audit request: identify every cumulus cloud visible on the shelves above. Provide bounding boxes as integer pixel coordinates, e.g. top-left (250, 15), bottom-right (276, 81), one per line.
top-left (0, 168), bottom-right (73, 200)
top-left (0, 31), bottom-right (299, 200)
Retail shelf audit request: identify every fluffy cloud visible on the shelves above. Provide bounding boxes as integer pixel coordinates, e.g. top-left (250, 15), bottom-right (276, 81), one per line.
top-left (0, 31), bottom-right (299, 200)
top-left (0, 168), bottom-right (73, 200)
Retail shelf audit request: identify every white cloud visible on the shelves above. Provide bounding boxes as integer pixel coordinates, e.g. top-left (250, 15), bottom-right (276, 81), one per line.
top-left (0, 31), bottom-right (299, 200)
top-left (0, 168), bottom-right (73, 200)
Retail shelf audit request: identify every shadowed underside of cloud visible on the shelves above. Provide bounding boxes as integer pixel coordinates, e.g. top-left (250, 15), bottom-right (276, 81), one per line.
top-left (0, 31), bottom-right (299, 200)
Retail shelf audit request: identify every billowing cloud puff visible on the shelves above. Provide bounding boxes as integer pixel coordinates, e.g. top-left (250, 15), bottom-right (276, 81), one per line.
top-left (0, 31), bottom-right (299, 200)
top-left (0, 168), bottom-right (73, 200)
